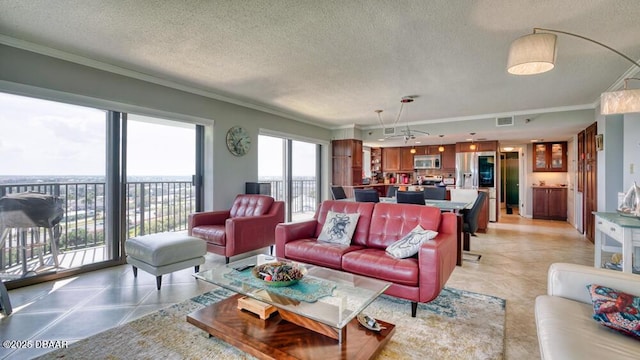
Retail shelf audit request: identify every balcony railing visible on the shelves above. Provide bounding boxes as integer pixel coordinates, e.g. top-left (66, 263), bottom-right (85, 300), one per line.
top-left (259, 178), bottom-right (318, 216)
top-left (0, 180), bottom-right (194, 272)
top-left (1, 178), bottom-right (317, 273)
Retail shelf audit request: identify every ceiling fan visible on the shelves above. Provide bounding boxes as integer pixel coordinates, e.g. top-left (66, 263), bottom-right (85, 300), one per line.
top-left (376, 96), bottom-right (429, 144)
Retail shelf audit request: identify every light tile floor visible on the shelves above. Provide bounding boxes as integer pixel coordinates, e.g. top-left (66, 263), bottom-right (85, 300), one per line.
top-left (1, 212), bottom-right (594, 359)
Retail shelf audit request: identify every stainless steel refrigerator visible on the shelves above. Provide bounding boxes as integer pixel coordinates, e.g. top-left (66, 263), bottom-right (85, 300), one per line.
top-left (456, 151), bottom-right (497, 221)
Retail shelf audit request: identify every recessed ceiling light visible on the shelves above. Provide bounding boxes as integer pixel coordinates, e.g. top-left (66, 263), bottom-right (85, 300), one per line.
top-left (415, 141), bottom-right (421, 144)
top-left (530, 139), bottom-right (544, 142)
top-left (377, 138), bottom-right (385, 141)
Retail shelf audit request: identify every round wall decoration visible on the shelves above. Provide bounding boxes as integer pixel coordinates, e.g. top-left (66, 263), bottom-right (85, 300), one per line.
top-left (226, 126), bottom-right (251, 156)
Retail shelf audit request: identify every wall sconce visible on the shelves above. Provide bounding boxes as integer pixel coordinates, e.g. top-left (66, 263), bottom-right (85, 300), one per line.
top-left (410, 146), bottom-right (416, 154)
top-left (507, 28), bottom-right (640, 115)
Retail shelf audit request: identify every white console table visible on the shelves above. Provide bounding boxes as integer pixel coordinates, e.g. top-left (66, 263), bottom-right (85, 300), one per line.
top-left (593, 212), bottom-right (640, 274)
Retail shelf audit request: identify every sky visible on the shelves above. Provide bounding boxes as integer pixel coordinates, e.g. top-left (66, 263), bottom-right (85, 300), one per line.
top-left (0, 92), bottom-right (195, 177)
top-left (257, 135), bottom-right (317, 177)
top-left (1, 92), bottom-right (317, 178)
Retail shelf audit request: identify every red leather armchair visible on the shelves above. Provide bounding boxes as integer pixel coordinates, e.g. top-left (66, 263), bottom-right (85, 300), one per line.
top-left (188, 194), bottom-right (284, 263)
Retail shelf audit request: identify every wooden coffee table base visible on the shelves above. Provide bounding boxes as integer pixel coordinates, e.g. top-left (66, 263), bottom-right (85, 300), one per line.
top-left (187, 294), bottom-right (395, 360)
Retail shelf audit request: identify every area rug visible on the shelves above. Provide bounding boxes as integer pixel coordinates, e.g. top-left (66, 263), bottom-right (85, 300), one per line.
top-left (37, 287), bottom-right (505, 359)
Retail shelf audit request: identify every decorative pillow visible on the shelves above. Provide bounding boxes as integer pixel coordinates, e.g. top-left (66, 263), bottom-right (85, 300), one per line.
top-left (385, 225), bottom-right (438, 259)
top-left (317, 211), bottom-right (360, 245)
top-left (587, 284), bottom-right (640, 339)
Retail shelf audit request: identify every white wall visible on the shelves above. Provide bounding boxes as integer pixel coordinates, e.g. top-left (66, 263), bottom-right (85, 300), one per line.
top-left (598, 114), bottom-right (624, 211)
top-left (0, 44), bottom-right (332, 210)
top-left (623, 113), bottom-right (640, 190)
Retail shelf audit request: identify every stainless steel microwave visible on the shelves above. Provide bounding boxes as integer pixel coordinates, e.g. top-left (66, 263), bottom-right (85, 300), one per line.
top-left (414, 155), bottom-right (441, 169)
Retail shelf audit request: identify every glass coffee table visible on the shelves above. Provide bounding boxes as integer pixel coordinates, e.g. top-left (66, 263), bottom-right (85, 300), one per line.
top-left (187, 254), bottom-right (395, 359)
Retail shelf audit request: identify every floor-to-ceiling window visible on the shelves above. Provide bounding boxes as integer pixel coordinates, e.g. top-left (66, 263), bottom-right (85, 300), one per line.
top-left (0, 93), bottom-right (202, 287)
top-left (0, 92), bottom-right (111, 283)
top-left (125, 115), bottom-right (197, 237)
top-left (258, 134), bottom-right (321, 221)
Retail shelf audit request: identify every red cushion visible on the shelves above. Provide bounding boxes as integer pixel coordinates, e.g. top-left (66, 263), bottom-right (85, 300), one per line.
top-left (191, 225), bottom-right (226, 246)
top-left (313, 201), bottom-right (375, 246)
top-left (366, 203), bottom-right (441, 249)
top-left (342, 248), bottom-right (419, 286)
top-left (284, 238), bottom-right (364, 270)
top-left (230, 194), bottom-right (274, 218)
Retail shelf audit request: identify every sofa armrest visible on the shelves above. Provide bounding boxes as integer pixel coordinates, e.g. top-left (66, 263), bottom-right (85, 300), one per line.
top-left (188, 210), bottom-right (231, 233)
top-left (275, 220), bottom-right (318, 257)
top-left (417, 230), bottom-right (458, 302)
top-left (224, 213), bottom-right (283, 255)
top-left (547, 263), bottom-right (640, 304)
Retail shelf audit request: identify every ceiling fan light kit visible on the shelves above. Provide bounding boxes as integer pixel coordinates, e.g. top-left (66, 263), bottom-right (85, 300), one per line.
top-left (507, 28), bottom-right (640, 115)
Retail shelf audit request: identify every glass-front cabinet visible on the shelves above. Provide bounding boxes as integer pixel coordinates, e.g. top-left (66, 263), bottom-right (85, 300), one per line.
top-left (533, 142), bottom-right (567, 172)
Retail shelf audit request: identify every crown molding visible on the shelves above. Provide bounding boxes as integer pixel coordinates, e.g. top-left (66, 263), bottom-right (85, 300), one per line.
top-left (358, 103), bottom-right (595, 130)
top-left (0, 35), bottom-right (334, 130)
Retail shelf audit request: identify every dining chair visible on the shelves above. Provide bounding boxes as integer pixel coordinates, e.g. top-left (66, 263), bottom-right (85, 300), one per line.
top-left (386, 186), bottom-right (398, 198)
top-left (354, 189), bottom-right (380, 203)
top-left (396, 191), bottom-right (425, 205)
top-left (462, 191), bottom-right (487, 261)
top-left (449, 188), bottom-right (478, 204)
top-left (331, 186), bottom-right (347, 200)
top-left (423, 186), bottom-right (446, 200)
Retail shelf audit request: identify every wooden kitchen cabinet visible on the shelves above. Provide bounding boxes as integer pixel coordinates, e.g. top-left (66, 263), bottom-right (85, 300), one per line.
top-left (441, 144), bottom-right (456, 170)
top-left (371, 147), bottom-right (383, 178)
top-left (455, 141), bottom-right (498, 153)
top-left (532, 187), bottom-right (567, 220)
top-left (413, 146), bottom-right (428, 155)
top-left (427, 145), bottom-right (441, 155)
top-left (400, 147), bottom-right (415, 171)
top-left (412, 145), bottom-right (441, 155)
top-left (332, 139), bottom-right (363, 186)
top-left (382, 147), bottom-right (400, 171)
top-left (533, 142), bottom-right (567, 172)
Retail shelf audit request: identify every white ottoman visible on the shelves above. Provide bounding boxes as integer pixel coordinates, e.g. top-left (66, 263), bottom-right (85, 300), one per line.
top-left (125, 232), bottom-right (206, 290)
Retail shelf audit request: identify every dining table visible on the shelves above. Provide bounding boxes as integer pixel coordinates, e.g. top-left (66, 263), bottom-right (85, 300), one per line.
top-left (345, 197), bottom-right (473, 266)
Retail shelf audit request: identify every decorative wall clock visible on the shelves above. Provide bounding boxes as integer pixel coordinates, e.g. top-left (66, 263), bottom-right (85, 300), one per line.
top-left (226, 126), bottom-right (251, 156)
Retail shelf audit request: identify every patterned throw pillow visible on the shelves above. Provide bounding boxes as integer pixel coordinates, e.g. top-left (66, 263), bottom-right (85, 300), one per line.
top-left (385, 225), bottom-right (438, 259)
top-left (587, 284), bottom-right (640, 339)
top-left (317, 211), bottom-right (360, 245)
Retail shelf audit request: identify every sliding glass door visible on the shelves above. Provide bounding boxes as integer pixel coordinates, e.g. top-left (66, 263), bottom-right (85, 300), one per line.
top-left (291, 140), bottom-right (319, 220)
top-left (125, 115), bottom-right (197, 237)
top-left (0, 92), bottom-right (111, 282)
top-left (0, 93), bottom-right (203, 287)
top-left (258, 134), bottom-right (321, 221)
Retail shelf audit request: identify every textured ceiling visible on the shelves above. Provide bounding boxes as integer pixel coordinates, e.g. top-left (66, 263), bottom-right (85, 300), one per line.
top-left (1, 0), bottom-right (639, 146)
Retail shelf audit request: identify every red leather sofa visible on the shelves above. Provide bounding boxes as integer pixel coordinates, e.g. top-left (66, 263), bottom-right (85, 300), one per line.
top-left (275, 200), bottom-right (458, 317)
top-left (189, 194), bottom-right (284, 263)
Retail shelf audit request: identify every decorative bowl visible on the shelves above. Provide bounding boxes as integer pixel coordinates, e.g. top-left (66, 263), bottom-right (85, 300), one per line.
top-left (357, 313), bottom-right (386, 332)
top-left (252, 261), bottom-right (306, 287)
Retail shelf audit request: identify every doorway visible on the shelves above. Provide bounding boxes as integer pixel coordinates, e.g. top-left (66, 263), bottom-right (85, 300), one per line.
top-left (501, 152), bottom-right (520, 215)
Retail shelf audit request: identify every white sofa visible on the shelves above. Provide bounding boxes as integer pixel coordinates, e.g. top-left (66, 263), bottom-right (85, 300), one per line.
top-left (535, 263), bottom-right (640, 359)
